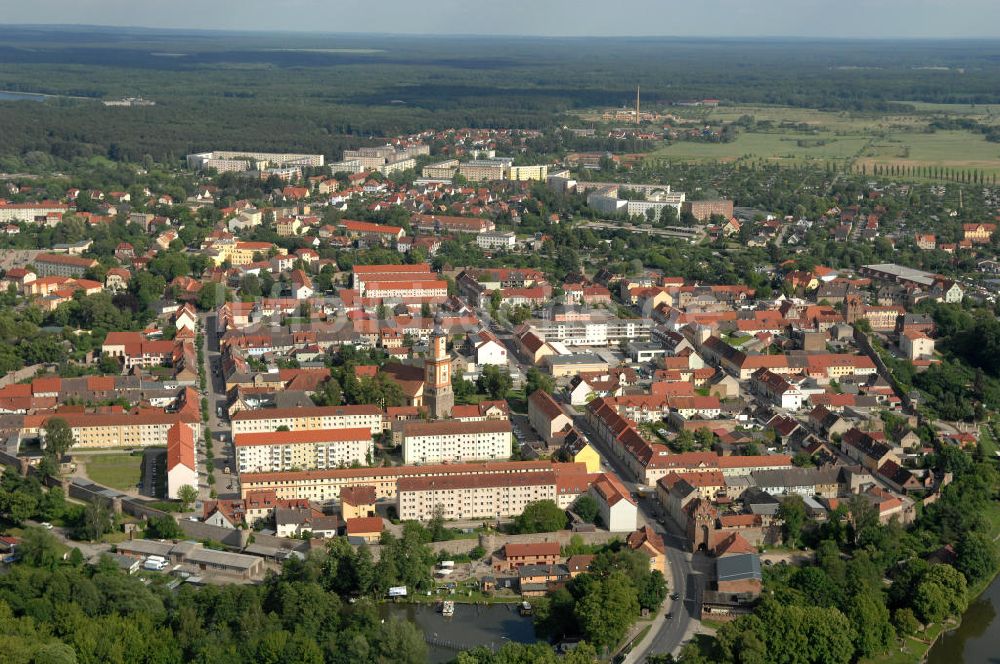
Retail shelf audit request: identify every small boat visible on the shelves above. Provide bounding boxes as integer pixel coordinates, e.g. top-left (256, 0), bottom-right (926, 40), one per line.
top-left (519, 601), bottom-right (533, 616)
top-left (440, 600), bottom-right (455, 617)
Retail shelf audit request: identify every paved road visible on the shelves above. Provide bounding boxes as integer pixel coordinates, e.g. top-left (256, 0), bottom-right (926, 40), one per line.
top-left (198, 312), bottom-right (238, 500)
top-left (557, 400), bottom-right (704, 661)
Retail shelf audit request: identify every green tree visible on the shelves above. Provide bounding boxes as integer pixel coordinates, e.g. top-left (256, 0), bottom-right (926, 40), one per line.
top-left (146, 515), bottom-right (183, 540)
top-left (913, 564), bottom-right (968, 624)
top-left (893, 607), bottom-right (920, 637)
top-left (43, 417), bottom-right (75, 460)
top-left (778, 495), bottom-right (807, 547)
top-left (846, 588), bottom-right (894, 658)
top-left (197, 283), bottom-right (222, 311)
top-left (176, 484), bottom-right (198, 511)
top-left (573, 572), bottom-right (639, 650)
top-left (80, 498), bottom-right (114, 541)
top-left (955, 531), bottom-right (999, 585)
top-left (637, 569), bottom-right (668, 613)
top-left (514, 500), bottom-right (567, 534)
top-left (477, 365), bottom-right (513, 400)
top-left (19, 527), bottom-right (62, 569)
top-left (525, 367), bottom-right (555, 396)
top-left (572, 495), bottom-right (599, 523)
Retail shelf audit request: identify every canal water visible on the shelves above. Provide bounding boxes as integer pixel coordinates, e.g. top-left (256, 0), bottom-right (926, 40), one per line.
top-left (926, 573), bottom-right (1000, 664)
top-left (379, 602), bottom-right (536, 663)
top-left (0, 91), bottom-right (48, 102)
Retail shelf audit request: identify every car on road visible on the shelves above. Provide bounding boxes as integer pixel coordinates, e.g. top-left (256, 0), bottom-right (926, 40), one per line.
top-left (670, 592), bottom-right (680, 601)
top-left (40, 522), bottom-right (53, 530)
top-left (666, 612), bottom-right (673, 620)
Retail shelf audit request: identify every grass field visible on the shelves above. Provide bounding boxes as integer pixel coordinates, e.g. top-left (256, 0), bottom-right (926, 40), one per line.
top-left (80, 453), bottom-right (142, 491)
top-left (857, 130), bottom-right (1000, 179)
top-left (642, 103), bottom-right (1000, 177)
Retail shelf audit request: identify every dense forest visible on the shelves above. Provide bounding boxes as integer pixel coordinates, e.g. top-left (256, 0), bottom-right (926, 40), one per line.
top-left (4, 29), bottom-right (1000, 165)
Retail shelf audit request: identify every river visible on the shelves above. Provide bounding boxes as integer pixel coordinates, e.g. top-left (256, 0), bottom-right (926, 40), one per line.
top-left (0, 91), bottom-right (48, 102)
top-left (379, 602), bottom-right (536, 663)
top-left (926, 573), bottom-right (1000, 664)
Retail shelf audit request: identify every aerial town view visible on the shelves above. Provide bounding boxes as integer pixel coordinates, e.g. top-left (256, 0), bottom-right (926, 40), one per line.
top-left (1, 3), bottom-right (1000, 664)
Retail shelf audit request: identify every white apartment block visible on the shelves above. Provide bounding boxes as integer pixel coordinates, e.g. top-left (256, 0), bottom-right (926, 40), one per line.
top-left (396, 471), bottom-right (557, 521)
top-left (0, 203), bottom-right (71, 223)
top-left (230, 405), bottom-right (383, 437)
top-left (186, 151), bottom-right (324, 172)
top-left (362, 281), bottom-right (449, 300)
top-left (401, 420), bottom-right (512, 465)
top-left (507, 165), bottom-right (549, 182)
top-left (235, 428), bottom-right (374, 474)
top-left (529, 317), bottom-right (654, 347)
top-left (476, 231), bottom-right (517, 250)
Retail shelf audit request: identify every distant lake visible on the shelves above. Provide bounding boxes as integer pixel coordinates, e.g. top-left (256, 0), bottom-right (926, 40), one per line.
top-left (926, 572), bottom-right (1000, 664)
top-left (0, 91), bottom-right (48, 102)
top-left (379, 602), bottom-right (536, 663)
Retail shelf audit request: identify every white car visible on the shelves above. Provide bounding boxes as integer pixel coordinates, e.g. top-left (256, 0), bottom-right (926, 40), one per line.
top-left (40, 522), bottom-right (53, 530)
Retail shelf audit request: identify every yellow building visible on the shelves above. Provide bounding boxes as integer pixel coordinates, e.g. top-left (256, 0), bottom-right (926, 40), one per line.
top-left (565, 438), bottom-right (601, 474)
top-left (210, 241), bottom-right (285, 266)
top-left (507, 165), bottom-right (549, 182)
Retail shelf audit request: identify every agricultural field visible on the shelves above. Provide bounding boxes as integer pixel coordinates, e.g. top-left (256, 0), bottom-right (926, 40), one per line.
top-left (646, 103), bottom-right (1000, 177)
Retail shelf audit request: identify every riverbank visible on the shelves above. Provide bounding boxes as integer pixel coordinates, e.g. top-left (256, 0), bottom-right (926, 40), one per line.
top-left (863, 499), bottom-right (1000, 664)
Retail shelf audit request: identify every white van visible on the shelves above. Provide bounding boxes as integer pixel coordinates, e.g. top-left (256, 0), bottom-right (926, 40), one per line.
top-left (143, 556), bottom-right (168, 571)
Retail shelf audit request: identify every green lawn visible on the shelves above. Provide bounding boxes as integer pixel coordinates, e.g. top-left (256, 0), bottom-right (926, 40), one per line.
top-left (81, 453), bottom-right (143, 491)
top-left (861, 623), bottom-right (946, 664)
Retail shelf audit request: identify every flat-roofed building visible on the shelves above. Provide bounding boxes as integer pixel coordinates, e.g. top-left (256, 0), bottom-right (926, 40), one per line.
top-left (459, 160), bottom-right (507, 181)
top-left (682, 199), bottom-right (734, 222)
top-left (187, 151), bottom-right (324, 172)
top-left (230, 404), bottom-right (383, 436)
top-left (508, 165), bottom-right (549, 182)
top-left (235, 427), bottom-right (374, 473)
top-left (401, 419), bottom-right (512, 465)
top-left (397, 470), bottom-right (556, 521)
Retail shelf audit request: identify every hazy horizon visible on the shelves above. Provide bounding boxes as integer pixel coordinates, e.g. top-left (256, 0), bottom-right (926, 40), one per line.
top-left (4, 0), bottom-right (1000, 39)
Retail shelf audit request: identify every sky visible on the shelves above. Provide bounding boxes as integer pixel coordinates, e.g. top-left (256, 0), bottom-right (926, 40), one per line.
top-left (4, 0), bottom-right (1000, 39)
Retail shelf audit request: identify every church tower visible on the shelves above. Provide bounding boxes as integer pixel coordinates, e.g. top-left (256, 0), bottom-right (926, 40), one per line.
top-left (424, 323), bottom-right (453, 419)
top-left (844, 293), bottom-right (864, 324)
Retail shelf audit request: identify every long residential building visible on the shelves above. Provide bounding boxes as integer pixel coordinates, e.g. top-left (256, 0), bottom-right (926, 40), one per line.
top-left (527, 316), bottom-right (655, 347)
top-left (239, 460), bottom-right (578, 503)
top-left (33, 253), bottom-right (99, 277)
top-left (26, 411), bottom-right (201, 449)
top-left (235, 428), bottom-right (374, 474)
top-left (401, 419), bottom-right (512, 465)
top-left (187, 151), bottom-right (324, 172)
top-left (397, 471), bottom-right (557, 521)
top-left (230, 405), bottom-right (383, 436)
top-left (0, 202), bottom-right (71, 223)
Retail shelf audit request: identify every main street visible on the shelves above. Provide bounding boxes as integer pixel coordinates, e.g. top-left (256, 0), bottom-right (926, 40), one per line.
top-left (557, 403), bottom-right (709, 661)
top-left (198, 312), bottom-right (238, 500)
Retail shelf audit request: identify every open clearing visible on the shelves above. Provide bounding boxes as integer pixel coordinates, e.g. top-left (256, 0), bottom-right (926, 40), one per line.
top-left (643, 103), bottom-right (1000, 176)
top-left (79, 453), bottom-right (142, 491)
